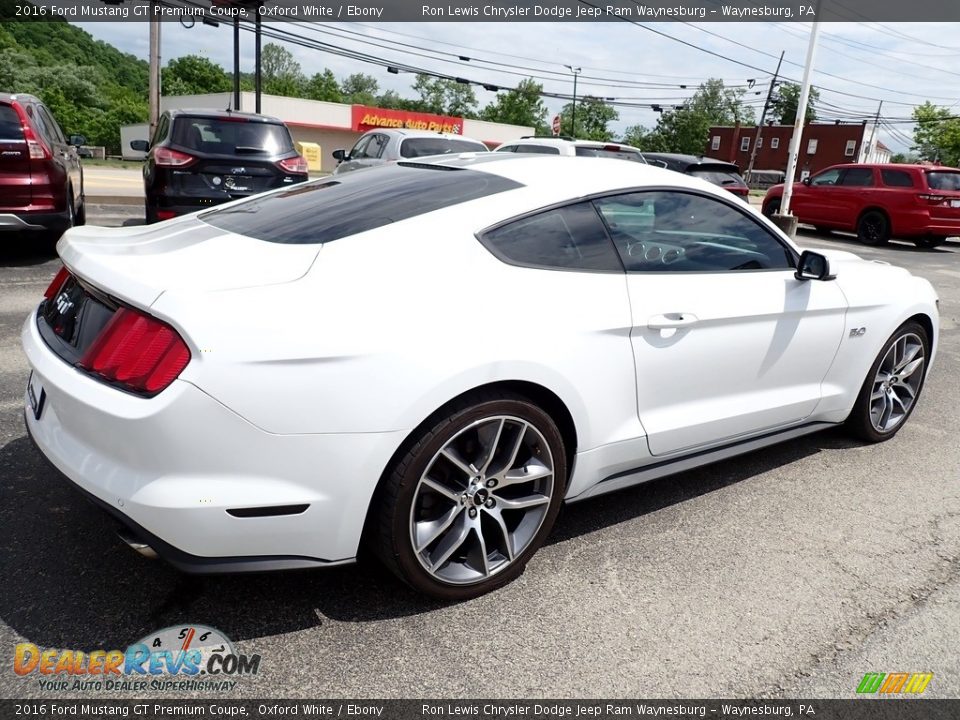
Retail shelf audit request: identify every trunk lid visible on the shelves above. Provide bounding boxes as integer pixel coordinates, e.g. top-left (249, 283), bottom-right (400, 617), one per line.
top-left (57, 216), bottom-right (322, 309)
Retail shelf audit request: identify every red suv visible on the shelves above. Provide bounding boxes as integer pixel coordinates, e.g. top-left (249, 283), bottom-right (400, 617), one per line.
top-left (762, 163), bottom-right (960, 248)
top-left (0, 93), bottom-right (85, 240)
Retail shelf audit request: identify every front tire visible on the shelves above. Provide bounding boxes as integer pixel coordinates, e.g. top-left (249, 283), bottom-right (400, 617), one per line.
top-left (763, 199), bottom-right (780, 218)
top-left (370, 392), bottom-right (567, 601)
top-left (846, 321), bottom-right (929, 443)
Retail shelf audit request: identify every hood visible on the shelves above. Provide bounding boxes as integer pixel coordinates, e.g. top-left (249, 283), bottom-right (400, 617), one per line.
top-left (57, 216), bottom-right (322, 308)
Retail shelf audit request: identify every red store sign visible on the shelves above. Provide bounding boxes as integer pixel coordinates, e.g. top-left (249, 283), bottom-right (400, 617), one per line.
top-left (351, 105), bottom-right (464, 135)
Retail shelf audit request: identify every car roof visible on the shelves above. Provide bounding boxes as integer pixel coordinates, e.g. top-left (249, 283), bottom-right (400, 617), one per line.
top-left (642, 152), bottom-right (740, 169)
top-left (819, 162), bottom-right (958, 171)
top-left (362, 128), bottom-right (484, 141)
top-left (166, 108), bottom-right (286, 124)
top-left (0, 92), bottom-right (41, 104)
top-left (500, 137), bottom-right (643, 151)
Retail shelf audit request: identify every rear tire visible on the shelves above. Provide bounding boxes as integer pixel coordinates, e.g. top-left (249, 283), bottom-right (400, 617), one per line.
top-left (370, 391), bottom-right (567, 601)
top-left (846, 321), bottom-right (929, 443)
top-left (857, 210), bottom-right (890, 246)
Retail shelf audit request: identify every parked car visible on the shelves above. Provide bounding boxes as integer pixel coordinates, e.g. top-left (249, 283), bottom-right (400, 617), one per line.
top-left (131, 109), bottom-right (308, 224)
top-left (762, 163), bottom-right (960, 248)
top-left (494, 136), bottom-right (648, 163)
top-left (0, 92), bottom-right (85, 239)
top-left (639, 153), bottom-right (749, 199)
top-left (24, 156), bottom-right (938, 600)
top-left (332, 129), bottom-right (488, 175)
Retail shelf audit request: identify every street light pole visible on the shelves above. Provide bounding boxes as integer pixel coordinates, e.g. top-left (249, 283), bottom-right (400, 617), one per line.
top-left (565, 65), bottom-right (581, 138)
top-left (148, 6), bottom-right (161, 136)
top-left (781, 20), bottom-right (821, 219)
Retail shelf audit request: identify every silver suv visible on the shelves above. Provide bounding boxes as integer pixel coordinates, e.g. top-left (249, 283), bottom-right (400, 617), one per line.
top-left (332, 129), bottom-right (489, 175)
top-left (494, 136), bottom-right (648, 163)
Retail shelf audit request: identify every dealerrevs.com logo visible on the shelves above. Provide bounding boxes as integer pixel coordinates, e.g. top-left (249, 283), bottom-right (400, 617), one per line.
top-left (13, 625), bottom-right (260, 692)
top-left (856, 672), bottom-right (933, 695)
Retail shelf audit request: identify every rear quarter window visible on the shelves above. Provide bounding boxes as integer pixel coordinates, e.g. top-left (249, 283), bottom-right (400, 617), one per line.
top-left (575, 147), bottom-right (646, 162)
top-left (880, 169), bottom-right (915, 187)
top-left (201, 163), bottom-right (521, 244)
top-left (0, 105), bottom-right (23, 139)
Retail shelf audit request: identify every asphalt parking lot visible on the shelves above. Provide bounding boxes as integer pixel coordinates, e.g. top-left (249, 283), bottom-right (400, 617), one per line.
top-left (1, 212), bottom-right (958, 699)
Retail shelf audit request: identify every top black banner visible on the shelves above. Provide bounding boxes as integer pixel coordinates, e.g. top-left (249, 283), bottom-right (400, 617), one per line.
top-left (11, 0), bottom-right (960, 22)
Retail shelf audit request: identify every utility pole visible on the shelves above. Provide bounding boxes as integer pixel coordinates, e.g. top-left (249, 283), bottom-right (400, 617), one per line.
top-left (745, 51), bottom-right (784, 182)
top-left (782, 19), bottom-right (821, 219)
top-left (565, 65), bottom-right (581, 138)
top-left (862, 100), bottom-right (883, 162)
top-left (233, 17), bottom-right (241, 111)
top-left (148, 5), bottom-right (161, 135)
top-left (255, 2), bottom-right (263, 113)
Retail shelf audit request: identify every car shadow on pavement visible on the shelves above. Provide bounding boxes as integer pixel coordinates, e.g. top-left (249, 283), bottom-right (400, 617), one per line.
top-left (795, 227), bottom-right (957, 253)
top-left (0, 427), bottom-right (860, 648)
top-left (0, 239), bottom-right (59, 267)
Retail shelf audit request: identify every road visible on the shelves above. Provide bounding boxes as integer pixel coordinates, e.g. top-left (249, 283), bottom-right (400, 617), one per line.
top-left (1, 212), bottom-right (958, 699)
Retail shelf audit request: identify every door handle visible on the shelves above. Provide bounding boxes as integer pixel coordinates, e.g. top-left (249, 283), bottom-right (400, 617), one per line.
top-left (647, 313), bottom-right (699, 330)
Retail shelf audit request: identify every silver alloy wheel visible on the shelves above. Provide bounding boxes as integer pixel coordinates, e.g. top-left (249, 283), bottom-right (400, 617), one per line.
top-left (409, 415), bottom-right (555, 585)
top-left (870, 332), bottom-right (925, 433)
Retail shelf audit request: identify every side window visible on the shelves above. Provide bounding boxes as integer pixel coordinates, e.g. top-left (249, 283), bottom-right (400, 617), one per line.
top-left (838, 167), bottom-right (874, 187)
top-left (881, 169), bottom-right (914, 187)
top-left (38, 105), bottom-right (65, 143)
top-left (151, 114), bottom-right (169, 147)
top-left (367, 134), bottom-right (389, 158)
top-left (810, 168), bottom-right (841, 186)
top-left (494, 144), bottom-right (516, 153)
top-left (348, 135), bottom-right (372, 159)
top-left (514, 144), bottom-right (561, 154)
top-left (593, 191), bottom-right (793, 273)
top-left (27, 103), bottom-right (53, 146)
top-left (479, 201), bottom-right (622, 272)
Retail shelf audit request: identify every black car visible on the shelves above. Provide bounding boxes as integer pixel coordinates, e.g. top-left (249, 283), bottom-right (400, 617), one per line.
top-left (131, 110), bottom-right (308, 223)
top-left (639, 152), bottom-right (750, 199)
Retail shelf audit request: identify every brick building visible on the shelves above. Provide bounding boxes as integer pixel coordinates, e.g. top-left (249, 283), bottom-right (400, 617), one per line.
top-left (706, 122), bottom-right (891, 181)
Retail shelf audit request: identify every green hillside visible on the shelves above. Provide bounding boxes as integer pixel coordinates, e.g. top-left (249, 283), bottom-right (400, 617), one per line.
top-left (0, 2), bottom-right (148, 151)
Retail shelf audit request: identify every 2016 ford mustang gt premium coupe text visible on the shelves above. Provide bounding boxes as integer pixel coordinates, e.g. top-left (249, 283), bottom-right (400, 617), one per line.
top-left (23, 155), bottom-right (939, 600)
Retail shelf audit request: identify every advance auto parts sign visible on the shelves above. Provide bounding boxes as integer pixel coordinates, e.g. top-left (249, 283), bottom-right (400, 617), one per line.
top-left (351, 105), bottom-right (463, 135)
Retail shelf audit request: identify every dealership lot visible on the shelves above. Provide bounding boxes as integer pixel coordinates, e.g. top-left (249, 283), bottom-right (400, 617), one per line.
top-left (0, 226), bottom-right (958, 698)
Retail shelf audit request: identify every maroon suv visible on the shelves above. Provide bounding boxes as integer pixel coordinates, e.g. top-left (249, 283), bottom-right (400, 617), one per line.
top-left (763, 163), bottom-right (960, 248)
top-left (0, 93), bottom-right (85, 240)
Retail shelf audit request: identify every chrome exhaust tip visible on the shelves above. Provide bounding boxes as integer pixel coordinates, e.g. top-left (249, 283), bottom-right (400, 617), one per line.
top-left (117, 529), bottom-right (159, 560)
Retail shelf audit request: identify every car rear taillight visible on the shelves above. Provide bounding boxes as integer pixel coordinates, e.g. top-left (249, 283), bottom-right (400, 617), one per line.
top-left (277, 155), bottom-right (308, 174)
top-left (154, 147), bottom-right (195, 167)
top-left (43, 266), bottom-right (71, 299)
top-left (156, 210), bottom-right (177, 220)
top-left (78, 307), bottom-right (191, 395)
top-left (918, 193), bottom-right (947, 205)
top-left (10, 102), bottom-right (50, 160)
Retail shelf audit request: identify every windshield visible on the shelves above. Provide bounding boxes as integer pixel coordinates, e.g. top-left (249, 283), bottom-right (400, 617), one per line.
top-left (171, 117), bottom-right (294, 154)
top-left (926, 171), bottom-right (960, 191)
top-left (400, 137), bottom-right (488, 158)
top-left (574, 146), bottom-right (647, 163)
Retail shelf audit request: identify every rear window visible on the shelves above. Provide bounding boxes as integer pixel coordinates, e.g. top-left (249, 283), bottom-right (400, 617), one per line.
top-left (201, 163), bottom-right (522, 244)
top-left (171, 117), bottom-right (294, 155)
top-left (514, 144), bottom-right (561, 154)
top-left (0, 105), bottom-right (23, 140)
top-left (399, 137), bottom-right (487, 158)
top-left (926, 171), bottom-right (960, 191)
top-left (690, 168), bottom-right (747, 187)
top-left (574, 146), bottom-right (646, 163)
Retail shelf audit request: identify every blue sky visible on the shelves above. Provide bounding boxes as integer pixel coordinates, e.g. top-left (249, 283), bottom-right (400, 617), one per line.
top-left (75, 21), bottom-right (960, 153)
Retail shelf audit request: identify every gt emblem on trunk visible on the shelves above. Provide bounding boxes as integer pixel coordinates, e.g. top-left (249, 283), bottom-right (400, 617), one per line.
top-left (55, 292), bottom-right (74, 316)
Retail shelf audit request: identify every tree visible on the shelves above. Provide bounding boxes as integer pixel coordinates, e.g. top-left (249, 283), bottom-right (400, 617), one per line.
top-left (260, 43), bottom-right (304, 97)
top-left (889, 151), bottom-right (919, 164)
top-left (340, 73), bottom-right (379, 106)
top-left (480, 78), bottom-right (548, 133)
top-left (560, 97), bottom-right (618, 141)
top-left (771, 82), bottom-right (819, 125)
top-left (305, 70), bottom-right (342, 103)
top-left (620, 124), bottom-right (656, 150)
top-left (412, 75), bottom-right (478, 117)
top-left (162, 55), bottom-right (231, 96)
top-left (628, 78), bottom-right (756, 154)
top-left (912, 101), bottom-right (960, 166)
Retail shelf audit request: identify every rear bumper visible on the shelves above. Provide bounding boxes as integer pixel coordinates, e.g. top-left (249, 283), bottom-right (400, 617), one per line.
top-left (0, 210), bottom-right (68, 233)
top-left (21, 311), bottom-right (407, 572)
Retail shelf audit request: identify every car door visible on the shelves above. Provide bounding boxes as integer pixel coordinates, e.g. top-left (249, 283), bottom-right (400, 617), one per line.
top-left (593, 190), bottom-right (848, 457)
top-left (833, 166), bottom-right (877, 231)
top-left (791, 167), bottom-right (842, 225)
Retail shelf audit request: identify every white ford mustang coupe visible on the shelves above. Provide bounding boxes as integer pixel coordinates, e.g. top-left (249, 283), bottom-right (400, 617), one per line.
top-left (23, 155), bottom-right (938, 600)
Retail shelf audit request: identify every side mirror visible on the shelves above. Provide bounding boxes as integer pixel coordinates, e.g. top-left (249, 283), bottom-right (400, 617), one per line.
top-left (332, 149), bottom-right (346, 162)
top-left (129, 139), bottom-right (149, 152)
top-left (69, 134), bottom-right (86, 147)
top-left (795, 250), bottom-right (835, 281)
top-left (802, 177), bottom-right (811, 186)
